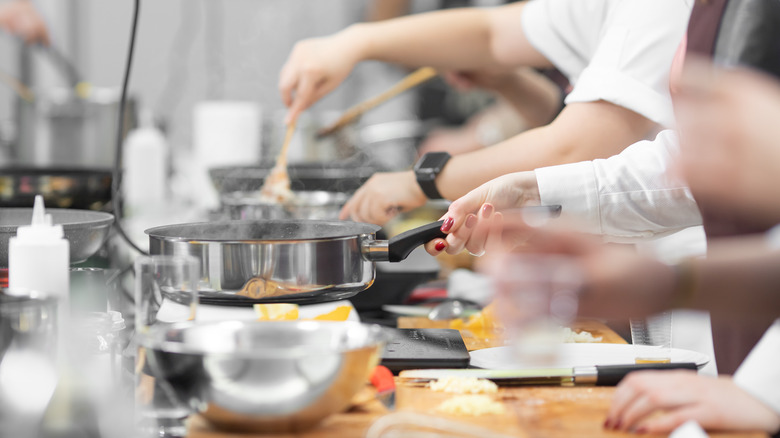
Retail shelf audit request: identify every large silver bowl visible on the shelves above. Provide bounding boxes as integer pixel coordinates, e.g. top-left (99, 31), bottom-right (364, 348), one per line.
top-left (139, 320), bottom-right (386, 433)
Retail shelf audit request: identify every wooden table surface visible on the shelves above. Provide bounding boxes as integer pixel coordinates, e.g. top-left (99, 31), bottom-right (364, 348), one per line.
top-left (189, 318), bottom-right (767, 438)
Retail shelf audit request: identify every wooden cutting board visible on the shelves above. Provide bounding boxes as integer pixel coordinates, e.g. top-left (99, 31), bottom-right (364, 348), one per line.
top-left (187, 319), bottom-right (767, 438)
top-left (189, 385), bottom-right (767, 438)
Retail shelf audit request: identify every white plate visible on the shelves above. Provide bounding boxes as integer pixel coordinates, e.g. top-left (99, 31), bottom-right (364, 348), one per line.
top-left (469, 344), bottom-right (710, 369)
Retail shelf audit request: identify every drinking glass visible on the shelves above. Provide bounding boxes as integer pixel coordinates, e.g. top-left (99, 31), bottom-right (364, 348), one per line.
top-left (491, 254), bottom-right (581, 367)
top-left (134, 255), bottom-right (199, 438)
top-left (630, 311), bottom-right (672, 363)
top-left (0, 289), bottom-right (58, 438)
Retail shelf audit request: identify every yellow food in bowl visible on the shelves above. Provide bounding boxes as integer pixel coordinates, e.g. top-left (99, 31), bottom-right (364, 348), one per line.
top-left (253, 303), bottom-right (299, 321)
top-left (254, 304), bottom-right (352, 322)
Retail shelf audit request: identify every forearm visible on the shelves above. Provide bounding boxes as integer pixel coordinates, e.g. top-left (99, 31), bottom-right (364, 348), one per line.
top-left (348, 4), bottom-right (549, 71)
top-left (683, 236), bottom-right (780, 324)
top-left (365, 0), bottom-right (410, 22)
top-left (436, 102), bottom-right (655, 199)
top-left (492, 69), bottom-right (561, 129)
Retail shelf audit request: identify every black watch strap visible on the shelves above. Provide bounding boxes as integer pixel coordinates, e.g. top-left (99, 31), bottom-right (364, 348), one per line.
top-left (414, 152), bottom-right (451, 200)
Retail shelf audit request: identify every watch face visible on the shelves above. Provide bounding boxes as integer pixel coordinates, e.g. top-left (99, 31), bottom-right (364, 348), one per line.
top-left (417, 152), bottom-right (451, 172)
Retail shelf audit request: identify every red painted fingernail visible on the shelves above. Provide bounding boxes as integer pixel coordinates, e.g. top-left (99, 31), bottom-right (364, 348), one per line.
top-left (441, 217), bottom-right (454, 233)
top-left (435, 241), bottom-right (446, 252)
top-left (465, 214), bottom-right (477, 228)
top-left (613, 420), bottom-right (622, 430)
top-left (603, 419), bottom-right (610, 429)
top-left (481, 204), bottom-right (493, 216)
top-left (636, 427), bottom-right (648, 434)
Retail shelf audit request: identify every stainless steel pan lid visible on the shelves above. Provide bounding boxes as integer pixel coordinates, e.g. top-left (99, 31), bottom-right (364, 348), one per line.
top-left (145, 219), bottom-right (380, 242)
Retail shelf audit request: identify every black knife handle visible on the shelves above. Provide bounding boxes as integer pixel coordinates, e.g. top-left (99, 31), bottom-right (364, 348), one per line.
top-left (595, 362), bottom-right (698, 386)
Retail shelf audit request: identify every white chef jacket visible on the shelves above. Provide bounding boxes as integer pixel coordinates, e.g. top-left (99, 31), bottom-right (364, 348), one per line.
top-left (522, 0), bottom-right (693, 127)
top-left (734, 319), bottom-right (780, 416)
top-left (735, 228), bottom-right (780, 415)
top-left (535, 129), bottom-right (703, 241)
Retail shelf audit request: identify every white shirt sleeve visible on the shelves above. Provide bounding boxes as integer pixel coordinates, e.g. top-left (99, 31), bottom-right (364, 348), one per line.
top-left (534, 130), bottom-right (702, 241)
top-left (734, 319), bottom-right (780, 415)
top-left (522, 0), bottom-right (692, 127)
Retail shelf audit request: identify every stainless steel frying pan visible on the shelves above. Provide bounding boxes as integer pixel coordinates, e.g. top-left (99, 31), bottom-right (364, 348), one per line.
top-left (145, 219), bottom-right (446, 305)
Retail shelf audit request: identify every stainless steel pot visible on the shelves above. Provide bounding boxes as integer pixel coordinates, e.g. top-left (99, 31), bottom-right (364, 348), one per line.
top-left (14, 88), bottom-right (136, 168)
top-left (220, 191), bottom-right (349, 221)
top-left (146, 220), bottom-right (445, 305)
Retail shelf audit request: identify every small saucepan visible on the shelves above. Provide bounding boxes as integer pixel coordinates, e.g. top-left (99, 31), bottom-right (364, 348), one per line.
top-left (146, 219), bottom-right (446, 306)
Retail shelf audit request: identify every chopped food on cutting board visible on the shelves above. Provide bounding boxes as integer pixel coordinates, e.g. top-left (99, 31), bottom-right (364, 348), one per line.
top-left (449, 302), bottom-right (601, 342)
top-left (429, 377), bottom-right (498, 394)
top-left (436, 395), bottom-right (506, 416)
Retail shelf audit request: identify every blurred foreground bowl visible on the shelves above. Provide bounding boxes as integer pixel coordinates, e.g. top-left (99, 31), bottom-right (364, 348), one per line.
top-left (140, 320), bottom-right (386, 433)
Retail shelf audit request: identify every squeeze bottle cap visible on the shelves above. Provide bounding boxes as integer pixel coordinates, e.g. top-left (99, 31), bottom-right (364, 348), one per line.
top-left (16, 195), bottom-right (64, 240)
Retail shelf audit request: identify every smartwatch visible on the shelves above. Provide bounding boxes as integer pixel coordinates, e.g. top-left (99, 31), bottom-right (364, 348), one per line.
top-left (414, 152), bottom-right (451, 199)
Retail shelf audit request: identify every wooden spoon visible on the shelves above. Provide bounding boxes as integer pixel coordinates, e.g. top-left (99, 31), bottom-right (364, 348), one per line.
top-left (317, 67), bottom-right (437, 138)
top-left (259, 121), bottom-right (297, 202)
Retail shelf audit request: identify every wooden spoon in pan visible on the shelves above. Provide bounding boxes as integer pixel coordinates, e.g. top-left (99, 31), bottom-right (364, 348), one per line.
top-left (316, 67), bottom-right (437, 138)
top-left (259, 121), bottom-right (297, 203)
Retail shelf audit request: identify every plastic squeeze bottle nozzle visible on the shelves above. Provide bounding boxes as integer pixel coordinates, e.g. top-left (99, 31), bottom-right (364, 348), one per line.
top-left (9, 195), bottom-right (70, 304)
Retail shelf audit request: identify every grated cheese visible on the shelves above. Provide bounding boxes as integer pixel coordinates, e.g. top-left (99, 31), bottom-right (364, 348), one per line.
top-left (436, 395), bottom-right (506, 416)
top-left (428, 376), bottom-right (498, 394)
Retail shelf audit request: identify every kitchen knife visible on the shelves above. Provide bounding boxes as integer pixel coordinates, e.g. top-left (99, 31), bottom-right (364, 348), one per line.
top-left (399, 362), bottom-right (698, 386)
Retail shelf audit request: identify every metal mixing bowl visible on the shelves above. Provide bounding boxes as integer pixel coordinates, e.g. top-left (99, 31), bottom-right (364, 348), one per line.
top-left (0, 208), bottom-right (114, 266)
top-left (139, 320), bottom-right (386, 433)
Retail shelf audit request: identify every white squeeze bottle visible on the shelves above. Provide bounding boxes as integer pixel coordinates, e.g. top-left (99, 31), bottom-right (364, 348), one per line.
top-left (123, 109), bottom-right (168, 216)
top-left (9, 195), bottom-right (70, 306)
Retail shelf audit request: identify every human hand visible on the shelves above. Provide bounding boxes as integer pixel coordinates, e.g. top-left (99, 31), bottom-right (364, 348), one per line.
top-left (676, 61), bottom-right (780, 222)
top-left (338, 170), bottom-right (427, 225)
top-left (0, 0), bottom-right (49, 46)
top-left (424, 172), bottom-right (540, 256)
top-left (475, 221), bottom-right (677, 320)
top-left (606, 371), bottom-right (780, 434)
top-left (279, 27), bottom-right (366, 125)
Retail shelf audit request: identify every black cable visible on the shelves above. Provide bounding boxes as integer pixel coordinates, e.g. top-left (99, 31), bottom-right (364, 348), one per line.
top-left (112, 0), bottom-right (148, 256)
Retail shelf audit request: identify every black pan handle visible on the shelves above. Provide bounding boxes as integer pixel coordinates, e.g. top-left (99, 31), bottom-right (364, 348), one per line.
top-left (387, 220), bottom-right (446, 262)
top-left (594, 362), bottom-right (698, 386)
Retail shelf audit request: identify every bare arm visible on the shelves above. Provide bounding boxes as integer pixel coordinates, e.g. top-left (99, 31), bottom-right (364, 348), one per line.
top-left (341, 100), bottom-right (656, 225)
top-left (435, 101), bottom-right (656, 199)
top-left (492, 68), bottom-right (562, 129)
top-left (685, 236), bottom-right (780, 325)
top-left (365, 0), bottom-right (411, 22)
top-left (280, 3), bottom-right (552, 121)
top-left (352, 3), bottom-right (551, 70)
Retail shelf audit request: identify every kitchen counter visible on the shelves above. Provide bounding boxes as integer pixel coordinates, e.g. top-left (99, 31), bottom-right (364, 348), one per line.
top-left (188, 319), bottom-right (768, 438)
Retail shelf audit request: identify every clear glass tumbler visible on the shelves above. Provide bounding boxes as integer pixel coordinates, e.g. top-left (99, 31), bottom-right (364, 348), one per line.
top-left (630, 311), bottom-right (673, 363)
top-left (134, 255), bottom-right (199, 438)
top-left (491, 254), bottom-right (582, 367)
